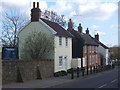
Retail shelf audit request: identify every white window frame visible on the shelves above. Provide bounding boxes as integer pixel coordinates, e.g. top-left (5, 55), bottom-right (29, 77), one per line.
top-left (90, 55), bottom-right (91, 65)
top-left (59, 36), bottom-right (62, 46)
top-left (59, 56), bottom-right (63, 67)
top-left (65, 37), bottom-right (68, 46)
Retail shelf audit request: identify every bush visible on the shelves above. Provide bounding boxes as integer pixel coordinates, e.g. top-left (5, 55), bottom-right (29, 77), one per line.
top-left (54, 70), bottom-right (67, 77)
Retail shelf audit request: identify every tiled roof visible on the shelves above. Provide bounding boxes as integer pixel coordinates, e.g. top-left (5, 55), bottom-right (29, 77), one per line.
top-left (94, 39), bottom-right (109, 49)
top-left (40, 18), bottom-right (73, 37)
top-left (81, 33), bottom-right (99, 46)
top-left (69, 30), bottom-right (98, 46)
top-left (68, 30), bottom-right (84, 40)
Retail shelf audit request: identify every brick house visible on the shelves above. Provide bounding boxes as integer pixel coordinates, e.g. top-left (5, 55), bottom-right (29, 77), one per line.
top-left (67, 19), bottom-right (99, 68)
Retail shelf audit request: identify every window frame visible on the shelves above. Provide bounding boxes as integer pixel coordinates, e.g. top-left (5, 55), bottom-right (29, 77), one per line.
top-left (59, 56), bottom-right (63, 67)
top-left (59, 36), bottom-right (62, 46)
top-left (65, 37), bottom-right (68, 46)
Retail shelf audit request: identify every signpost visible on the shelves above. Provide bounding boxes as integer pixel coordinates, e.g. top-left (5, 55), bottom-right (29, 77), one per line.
top-left (2, 47), bottom-right (18, 60)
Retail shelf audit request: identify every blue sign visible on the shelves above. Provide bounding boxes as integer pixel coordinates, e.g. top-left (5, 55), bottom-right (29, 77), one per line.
top-left (2, 47), bottom-right (18, 60)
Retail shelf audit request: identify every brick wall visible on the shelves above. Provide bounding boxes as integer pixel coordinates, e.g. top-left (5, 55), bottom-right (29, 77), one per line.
top-left (2, 59), bottom-right (54, 85)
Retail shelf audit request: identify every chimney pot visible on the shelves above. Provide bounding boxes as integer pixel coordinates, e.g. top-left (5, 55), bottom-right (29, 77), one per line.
top-left (37, 2), bottom-right (39, 8)
top-left (86, 28), bottom-right (89, 34)
top-left (31, 2), bottom-right (41, 22)
top-left (95, 33), bottom-right (99, 41)
top-left (67, 18), bottom-right (73, 31)
top-left (33, 2), bottom-right (35, 8)
top-left (78, 23), bottom-right (82, 33)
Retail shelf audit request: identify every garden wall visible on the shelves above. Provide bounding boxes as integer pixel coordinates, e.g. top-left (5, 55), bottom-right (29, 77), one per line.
top-left (2, 59), bottom-right (54, 85)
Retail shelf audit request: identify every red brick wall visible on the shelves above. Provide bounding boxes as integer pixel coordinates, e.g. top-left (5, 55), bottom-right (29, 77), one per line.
top-left (83, 45), bottom-right (98, 67)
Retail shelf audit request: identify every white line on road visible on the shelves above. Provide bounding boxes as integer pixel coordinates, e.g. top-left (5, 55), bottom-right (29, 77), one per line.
top-left (110, 79), bottom-right (117, 83)
top-left (98, 84), bottom-right (107, 88)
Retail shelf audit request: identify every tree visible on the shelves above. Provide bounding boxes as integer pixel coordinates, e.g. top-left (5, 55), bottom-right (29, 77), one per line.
top-left (110, 46), bottom-right (120, 61)
top-left (20, 31), bottom-right (54, 59)
top-left (1, 10), bottom-right (27, 47)
top-left (41, 10), bottom-right (66, 27)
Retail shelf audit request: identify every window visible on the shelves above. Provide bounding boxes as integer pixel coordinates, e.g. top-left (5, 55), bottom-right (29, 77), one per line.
top-left (59, 56), bottom-right (63, 66)
top-left (89, 46), bottom-right (91, 53)
top-left (59, 36), bottom-right (62, 45)
top-left (92, 46), bottom-right (94, 53)
top-left (65, 37), bottom-right (68, 46)
top-left (96, 55), bottom-right (98, 63)
top-left (84, 46), bottom-right (86, 53)
top-left (90, 56), bottom-right (91, 65)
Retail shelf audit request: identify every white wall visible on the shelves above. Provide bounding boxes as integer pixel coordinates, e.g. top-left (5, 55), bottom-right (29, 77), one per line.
top-left (18, 22), bottom-right (54, 59)
top-left (105, 49), bottom-right (109, 65)
top-left (98, 45), bottom-right (106, 58)
top-left (98, 45), bottom-right (109, 65)
top-left (54, 36), bottom-right (72, 72)
top-left (18, 21), bottom-right (72, 72)
top-left (71, 58), bottom-right (86, 68)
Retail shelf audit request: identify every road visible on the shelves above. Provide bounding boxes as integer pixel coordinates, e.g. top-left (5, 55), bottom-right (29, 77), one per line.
top-left (52, 66), bottom-right (120, 89)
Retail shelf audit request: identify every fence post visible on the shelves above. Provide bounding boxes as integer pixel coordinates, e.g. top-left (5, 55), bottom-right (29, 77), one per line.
top-left (86, 66), bottom-right (89, 75)
top-left (82, 67), bottom-right (85, 76)
top-left (90, 66), bottom-right (92, 74)
top-left (93, 66), bottom-right (95, 73)
top-left (71, 68), bottom-right (74, 79)
top-left (77, 67), bottom-right (79, 78)
top-left (96, 66), bottom-right (97, 73)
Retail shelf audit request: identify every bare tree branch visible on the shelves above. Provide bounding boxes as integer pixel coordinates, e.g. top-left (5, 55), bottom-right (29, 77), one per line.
top-left (1, 10), bottom-right (27, 47)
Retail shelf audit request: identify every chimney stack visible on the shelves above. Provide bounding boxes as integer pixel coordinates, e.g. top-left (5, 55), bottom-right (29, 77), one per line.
top-left (37, 2), bottom-right (39, 8)
top-left (33, 2), bottom-right (35, 8)
top-left (67, 19), bottom-right (73, 31)
top-left (78, 23), bottom-right (82, 33)
top-left (86, 28), bottom-right (89, 34)
top-left (31, 2), bottom-right (41, 22)
top-left (95, 33), bottom-right (99, 41)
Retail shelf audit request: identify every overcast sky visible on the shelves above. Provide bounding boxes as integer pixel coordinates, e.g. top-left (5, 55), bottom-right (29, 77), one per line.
top-left (0, 0), bottom-right (119, 47)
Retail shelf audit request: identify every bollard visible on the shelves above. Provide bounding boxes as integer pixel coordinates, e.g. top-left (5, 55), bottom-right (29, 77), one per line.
top-left (77, 67), bottom-right (79, 78)
top-left (98, 65), bottom-right (100, 72)
top-left (96, 66), bottom-right (97, 73)
top-left (71, 68), bottom-right (74, 79)
top-left (86, 67), bottom-right (89, 75)
top-left (81, 67), bottom-right (85, 76)
top-left (93, 66), bottom-right (95, 73)
top-left (90, 66), bottom-right (92, 74)
top-left (112, 64), bottom-right (115, 68)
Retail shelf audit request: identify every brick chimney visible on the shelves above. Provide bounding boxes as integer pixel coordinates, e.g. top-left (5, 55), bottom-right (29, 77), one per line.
top-left (95, 33), bottom-right (99, 41)
top-left (31, 2), bottom-right (41, 22)
top-left (67, 19), bottom-right (73, 31)
top-left (78, 23), bottom-right (82, 33)
top-left (86, 28), bottom-right (89, 34)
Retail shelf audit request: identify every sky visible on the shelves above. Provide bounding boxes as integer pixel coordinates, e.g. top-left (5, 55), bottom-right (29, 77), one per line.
top-left (0, 0), bottom-right (119, 47)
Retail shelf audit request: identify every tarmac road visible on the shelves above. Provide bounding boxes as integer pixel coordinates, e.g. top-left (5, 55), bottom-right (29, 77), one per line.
top-left (52, 66), bottom-right (120, 89)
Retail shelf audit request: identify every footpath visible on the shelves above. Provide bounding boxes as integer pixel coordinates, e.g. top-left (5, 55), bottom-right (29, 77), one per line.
top-left (2, 67), bottom-right (114, 89)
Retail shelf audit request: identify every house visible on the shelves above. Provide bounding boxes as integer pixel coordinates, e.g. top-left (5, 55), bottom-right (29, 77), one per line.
top-left (94, 34), bottom-right (110, 66)
top-left (67, 19), bottom-right (99, 68)
top-left (18, 2), bottom-right (72, 73)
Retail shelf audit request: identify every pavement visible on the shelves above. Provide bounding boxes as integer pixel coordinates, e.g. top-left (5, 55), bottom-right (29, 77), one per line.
top-left (2, 68), bottom-right (115, 89)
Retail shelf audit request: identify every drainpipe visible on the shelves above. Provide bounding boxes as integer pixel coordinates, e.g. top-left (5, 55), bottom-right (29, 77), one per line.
top-left (86, 45), bottom-right (89, 75)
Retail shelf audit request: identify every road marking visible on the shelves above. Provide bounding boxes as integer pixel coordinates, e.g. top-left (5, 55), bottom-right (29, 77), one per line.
top-left (98, 84), bottom-right (107, 88)
top-left (110, 79), bottom-right (117, 83)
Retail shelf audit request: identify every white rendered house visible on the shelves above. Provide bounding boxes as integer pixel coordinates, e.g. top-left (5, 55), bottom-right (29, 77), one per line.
top-left (18, 2), bottom-right (72, 72)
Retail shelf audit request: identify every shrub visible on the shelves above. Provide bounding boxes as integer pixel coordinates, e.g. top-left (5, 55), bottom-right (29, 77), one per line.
top-left (54, 70), bottom-right (67, 77)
